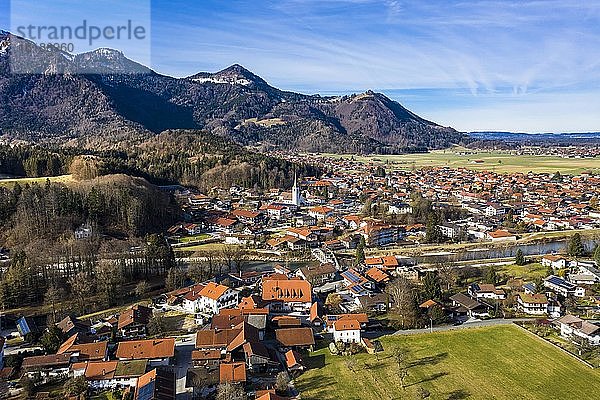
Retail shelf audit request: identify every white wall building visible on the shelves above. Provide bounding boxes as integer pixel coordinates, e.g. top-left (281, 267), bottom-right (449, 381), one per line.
top-left (332, 319), bottom-right (361, 344)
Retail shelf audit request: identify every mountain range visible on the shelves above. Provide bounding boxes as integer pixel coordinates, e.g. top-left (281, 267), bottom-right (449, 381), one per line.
top-left (0, 32), bottom-right (463, 153)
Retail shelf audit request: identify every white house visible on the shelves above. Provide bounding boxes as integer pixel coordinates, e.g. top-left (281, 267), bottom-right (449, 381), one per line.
top-left (544, 275), bottom-right (585, 298)
top-left (486, 229), bottom-right (517, 242)
top-left (308, 206), bottom-right (334, 221)
top-left (555, 315), bottom-right (600, 346)
top-left (332, 319), bottom-right (361, 344)
top-left (541, 255), bottom-right (566, 270)
top-left (388, 202), bottom-right (413, 215)
top-left (198, 282), bottom-right (239, 316)
top-left (468, 283), bottom-right (506, 300)
top-left (517, 293), bottom-right (548, 315)
top-left (181, 284), bottom-right (207, 314)
top-left (84, 361), bottom-right (142, 390)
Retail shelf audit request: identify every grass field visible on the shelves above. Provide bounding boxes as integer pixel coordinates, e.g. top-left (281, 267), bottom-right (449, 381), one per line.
top-left (0, 174), bottom-right (73, 187)
top-left (320, 149), bottom-right (600, 175)
top-left (178, 234), bottom-right (212, 243)
top-left (499, 262), bottom-right (548, 281)
top-left (173, 242), bottom-right (229, 252)
top-left (295, 325), bottom-right (600, 400)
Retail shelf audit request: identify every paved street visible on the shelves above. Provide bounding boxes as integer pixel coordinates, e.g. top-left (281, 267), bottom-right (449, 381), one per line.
top-left (175, 333), bottom-right (196, 400)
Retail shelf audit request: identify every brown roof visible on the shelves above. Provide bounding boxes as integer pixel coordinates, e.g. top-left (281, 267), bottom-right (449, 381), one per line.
top-left (116, 338), bottom-right (175, 360)
top-left (118, 305), bottom-right (153, 330)
top-left (333, 319), bottom-right (360, 331)
top-left (211, 314), bottom-right (245, 330)
top-left (199, 282), bottom-right (230, 301)
top-left (59, 341), bottom-right (107, 361)
top-left (57, 333), bottom-right (79, 354)
top-left (275, 328), bottom-right (315, 347)
top-left (196, 328), bottom-right (241, 349)
top-left (284, 349), bottom-right (303, 369)
top-left (338, 313), bottom-right (369, 324)
top-left (22, 353), bottom-right (72, 369)
top-left (219, 362), bottom-right (247, 383)
top-left (56, 316), bottom-right (89, 334)
top-left (262, 278), bottom-right (311, 303)
top-left (273, 316), bottom-right (301, 328)
top-left (85, 361), bottom-right (118, 380)
top-left (309, 302), bottom-right (321, 323)
top-left (365, 267), bottom-right (390, 283)
top-left (192, 350), bottom-right (222, 361)
top-left (256, 392), bottom-right (289, 400)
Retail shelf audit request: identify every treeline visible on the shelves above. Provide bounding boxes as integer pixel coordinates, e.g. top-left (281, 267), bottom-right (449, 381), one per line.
top-left (0, 174), bottom-right (177, 245)
top-left (0, 130), bottom-right (321, 191)
top-left (0, 234), bottom-right (176, 314)
top-left (0, 145), bottom-right (73, 177)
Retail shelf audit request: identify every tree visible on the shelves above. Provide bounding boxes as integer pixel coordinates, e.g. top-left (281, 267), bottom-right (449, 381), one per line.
top-left (40, 326), bottom-right (64, 354)
top-left (344, 355), bottom-right (359, 373)
top-left (355, 236), bottom-right (366, 265)
top-left (216, 382), bottom-right (245, 400)
top-left (568, 233), bottom-right (585, 258)
top-left (147, 314), bottom-right (167, 336)
top-left (436, 262), bottom-right (457, 291)
top-left (422, 271), bottom-right (442, 300)
top-left (135, 281), bottom-right (150, 297)
top-left (484, 265), bottom-right (498, 285)
top-left (63, 376), bottom-right (88, 397)
top-left (386, 278), bottom-right (419, 328)
top-left (275, 371), bottom-right (291, 394)
top-left (166, 267), bottom-right (186, 291)
top-left (424, 215), bottom-right (443, 244)
top-left (325, 293), bottom-right (343, 311)
top-left (44, 284), bottom-right (65, 324)
top-left (69, 271), bottom-right (95, 314)
top-left (515, 249), bottom-right (526, 266)
top-left (594, 244), bottom-right (600, 267)
top-left (96, 260), bottom-right (124, 307)
top-left (20, 376), bottom-right (35, 397)
top-left (393, 347), bottom-right (410, 390)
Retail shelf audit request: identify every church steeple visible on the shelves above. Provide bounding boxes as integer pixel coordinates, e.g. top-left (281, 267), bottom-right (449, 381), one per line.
top-left (292, 171), bottom-right (301, 206)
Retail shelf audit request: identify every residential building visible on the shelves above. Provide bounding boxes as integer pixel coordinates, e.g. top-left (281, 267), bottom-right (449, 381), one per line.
top-left (332, 319), bottom-right (361, 343)
top-left (517, 293), bottom-right (548, 315)
top-left (544, 275), bottom-right (585, 297)
top-left (555, 315), bottom-right (600, 346)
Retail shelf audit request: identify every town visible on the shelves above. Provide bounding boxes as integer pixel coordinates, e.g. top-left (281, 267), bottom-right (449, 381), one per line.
top-left (1, 151), bottom-right (600, 400)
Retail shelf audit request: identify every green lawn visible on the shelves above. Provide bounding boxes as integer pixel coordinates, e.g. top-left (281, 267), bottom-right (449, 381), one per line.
top-left (499, 262), bottom-right (548, 281)
top-left (295, 325), bottom-right (600, 400)
top-left (317, 149), bottom-right (600, 175)
top-left (178, 234), bottom-right (212, 243)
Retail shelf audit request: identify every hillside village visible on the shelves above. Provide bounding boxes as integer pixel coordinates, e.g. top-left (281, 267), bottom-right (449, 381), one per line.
top-left (2, 157), bottom-right (600, 400)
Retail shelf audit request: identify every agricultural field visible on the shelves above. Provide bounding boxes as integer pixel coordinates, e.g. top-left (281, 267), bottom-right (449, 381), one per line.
top-left (320, 149), bottom-right (600, 175)
top-left (295, 325), bottom-right (600, 400)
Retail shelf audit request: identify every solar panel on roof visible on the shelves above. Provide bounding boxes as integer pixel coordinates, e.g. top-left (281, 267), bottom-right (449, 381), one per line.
top-left (137, 381), bottom-right (155, 400)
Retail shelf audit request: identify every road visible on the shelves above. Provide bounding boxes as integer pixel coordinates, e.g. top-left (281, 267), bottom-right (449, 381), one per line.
top-left (175, 333), bottom-right (196, 400)
top-left (393, 318), bottom-right (534, 335)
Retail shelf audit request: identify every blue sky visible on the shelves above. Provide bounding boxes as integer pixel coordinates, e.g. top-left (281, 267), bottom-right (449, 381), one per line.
top-left (2, 0), bottom-right (600, 133)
